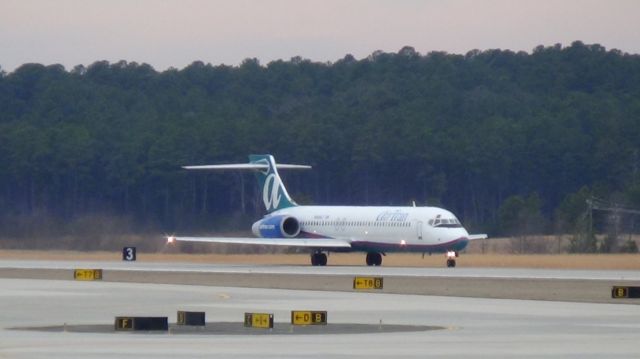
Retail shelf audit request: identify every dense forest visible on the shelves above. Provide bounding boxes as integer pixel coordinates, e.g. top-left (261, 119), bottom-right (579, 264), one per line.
top-left (1, 41), bottom-right (640, 252)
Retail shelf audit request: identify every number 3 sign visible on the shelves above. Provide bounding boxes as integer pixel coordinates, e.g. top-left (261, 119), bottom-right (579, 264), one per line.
top-left (122, 247), bottom-right (137, 261)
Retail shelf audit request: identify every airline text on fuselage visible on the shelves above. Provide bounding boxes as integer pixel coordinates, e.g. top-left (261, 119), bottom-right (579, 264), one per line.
top-left (375, 211), bottom-right (409, 222)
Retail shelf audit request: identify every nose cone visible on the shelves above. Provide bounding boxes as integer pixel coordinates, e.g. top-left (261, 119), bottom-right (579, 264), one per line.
top-left (442, 227), bottom-right (469, 241)
top-left (448, 227), bottom-right (468, 241)
top-left (447, 227), bottom-right (470, 251)
top-left (444, 227), bottom-right (469, 243)
top-left (251, 221), bottom-right (261, 237)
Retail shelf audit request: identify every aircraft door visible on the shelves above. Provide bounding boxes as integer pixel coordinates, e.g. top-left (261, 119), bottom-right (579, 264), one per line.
top-left (417, 221), bottom-right (423, 240)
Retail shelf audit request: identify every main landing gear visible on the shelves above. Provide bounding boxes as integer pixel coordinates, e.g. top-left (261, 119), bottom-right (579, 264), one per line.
top-left (446, 251), bottom-right (458, 268)
top-left (365, 252), bottom-right (383, 266)
top-left (310, 251), bottom-right (327, 266)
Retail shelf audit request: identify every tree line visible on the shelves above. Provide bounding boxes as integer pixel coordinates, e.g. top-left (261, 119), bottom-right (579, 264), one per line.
top-left (1, 41), bottom-right (639, 252)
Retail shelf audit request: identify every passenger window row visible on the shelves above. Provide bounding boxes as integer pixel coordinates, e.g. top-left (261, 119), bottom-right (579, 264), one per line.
top-left (301, 221), bottom-right (411, 228)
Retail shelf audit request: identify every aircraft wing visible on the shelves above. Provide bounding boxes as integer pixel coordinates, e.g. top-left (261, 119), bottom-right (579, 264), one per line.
top-left (468, 234), bottom-right (488, 240)
top-left (168, 236), bottom-right (352, 249)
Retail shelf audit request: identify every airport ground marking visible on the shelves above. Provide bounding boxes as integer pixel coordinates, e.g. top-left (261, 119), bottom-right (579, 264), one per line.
top-left (612, 286), bottom-right (640, 298)
top-left (353, 276), bottom-right (383, 290)
top-left (73, 269), bottom-right (102, 281)
top-left (114, 316), bottom-right (168, 331)
top-left (244, 312), bottom-right (273, 329)
top-left (177, 311), bottom-right (206, 326)
top-left (291, 310), bottom-right (327, 325)
top-left (122, 247), bottom-right (136, 261)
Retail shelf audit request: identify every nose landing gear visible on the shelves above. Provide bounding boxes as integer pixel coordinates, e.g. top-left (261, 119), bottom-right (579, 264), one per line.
top-left (446, 251), bottom-right (458, 267)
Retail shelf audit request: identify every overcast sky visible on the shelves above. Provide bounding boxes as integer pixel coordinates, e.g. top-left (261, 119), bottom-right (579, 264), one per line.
top-left (1, 0), bottom-right (639, 72)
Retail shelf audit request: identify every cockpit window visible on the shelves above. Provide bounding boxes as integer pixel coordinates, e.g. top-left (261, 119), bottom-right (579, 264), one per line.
top-left (430, 216), bottom-right (462, 228)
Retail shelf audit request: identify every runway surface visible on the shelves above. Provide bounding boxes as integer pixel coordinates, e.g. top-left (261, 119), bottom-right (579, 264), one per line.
top-left (2, 260), bottom-right (640, 304)
top-left (1, 259), bottom-right (640, 357)
top-left (1, 278), bottom-right (640, 358)
top-left (2, 259), bottom-right (640, 280)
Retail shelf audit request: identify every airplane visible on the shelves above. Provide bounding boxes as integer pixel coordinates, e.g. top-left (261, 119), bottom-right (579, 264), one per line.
top-left (167, 154), bottom-right (487, 267)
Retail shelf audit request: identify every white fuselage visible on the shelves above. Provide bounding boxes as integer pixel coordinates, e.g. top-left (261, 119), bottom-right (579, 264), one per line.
top-left (260, 205), bottom-right (471, 253)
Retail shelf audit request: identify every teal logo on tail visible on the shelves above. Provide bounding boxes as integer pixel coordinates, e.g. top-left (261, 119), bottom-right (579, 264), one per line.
top-left (249, 155), bottom-right (297, 213)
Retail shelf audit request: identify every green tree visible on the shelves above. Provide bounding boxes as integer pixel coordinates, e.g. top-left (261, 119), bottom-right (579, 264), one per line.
top-left (498, 193), bottom-right (547, 253)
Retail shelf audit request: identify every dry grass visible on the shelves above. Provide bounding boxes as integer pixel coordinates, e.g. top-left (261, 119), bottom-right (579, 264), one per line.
top-left (0, 250), bottom-right (639, 270)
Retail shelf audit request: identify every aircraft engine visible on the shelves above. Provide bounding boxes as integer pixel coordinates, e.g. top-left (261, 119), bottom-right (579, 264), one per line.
top-left (252, 215), bottom-right (301, 238)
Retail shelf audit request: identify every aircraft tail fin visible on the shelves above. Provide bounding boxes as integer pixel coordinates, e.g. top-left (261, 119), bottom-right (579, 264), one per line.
top-left (183, 154), bottom-right (310, 213)
top-left (248, 154), bottom-right (299, 213)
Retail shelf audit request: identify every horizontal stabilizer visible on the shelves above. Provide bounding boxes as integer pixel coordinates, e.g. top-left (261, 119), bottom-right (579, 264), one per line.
top-left (183, 164), bottom-right (311, 170)
top-left (168, 236), bottom-right (351, 249)
top-left (468, 234), bottom-right (488, 240)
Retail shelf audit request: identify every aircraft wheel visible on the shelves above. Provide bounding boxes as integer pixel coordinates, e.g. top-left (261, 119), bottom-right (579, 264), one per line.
top-left (365, 253), bottom-right (374, 266)
top-left (446, 259), bottom-right (456, 268)
top-left (311, 252), bottom-right (327, 266)
top-left (318, 253), bottom-right (327, 266)
top-left (366, 253), bottom-right (382, 266)
top-left (374, 253), bottom-right (382, 266)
